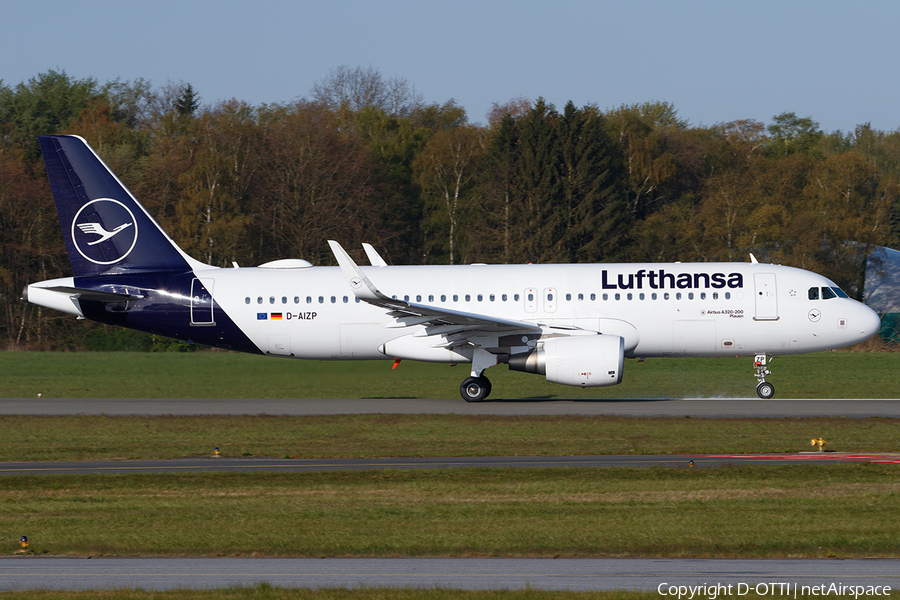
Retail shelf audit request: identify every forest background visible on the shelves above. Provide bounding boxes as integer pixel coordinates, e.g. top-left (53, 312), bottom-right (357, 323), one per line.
top-left (1, 67), bottom-right (898, 351)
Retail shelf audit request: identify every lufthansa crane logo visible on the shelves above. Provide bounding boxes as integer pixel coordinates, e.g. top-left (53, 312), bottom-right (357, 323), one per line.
top-left (72, 198), bottom-right (138, 265)
top-left (77, 222), bottom-right (133, 245)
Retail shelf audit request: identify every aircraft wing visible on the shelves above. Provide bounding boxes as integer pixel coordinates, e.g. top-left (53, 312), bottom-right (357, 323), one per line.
top-left (328, 241), bottom-right (543, 338)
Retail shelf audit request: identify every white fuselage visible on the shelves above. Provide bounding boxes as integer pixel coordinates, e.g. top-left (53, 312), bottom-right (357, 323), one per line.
top-left (203, 261), bottom-right (880, 361)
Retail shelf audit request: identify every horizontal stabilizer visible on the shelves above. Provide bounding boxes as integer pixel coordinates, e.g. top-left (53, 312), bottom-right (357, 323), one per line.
top-left (42, 286), bottom-right (143, 303)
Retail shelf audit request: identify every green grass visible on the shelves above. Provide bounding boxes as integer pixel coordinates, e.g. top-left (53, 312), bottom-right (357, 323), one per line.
top-left (1, 414), bottom-right (899, 461)
top-left (3, 465), bottom-right (899, 558)
top-left (1, 351), bottom-right (899, 399)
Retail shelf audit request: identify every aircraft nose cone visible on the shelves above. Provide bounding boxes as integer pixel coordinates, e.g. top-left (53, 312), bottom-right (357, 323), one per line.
top-left (858, 304), bottom-right (882, 340)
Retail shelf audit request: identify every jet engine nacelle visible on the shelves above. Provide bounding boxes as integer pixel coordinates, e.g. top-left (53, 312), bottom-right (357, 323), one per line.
top-left (508, 334), bottom-right (625, 387)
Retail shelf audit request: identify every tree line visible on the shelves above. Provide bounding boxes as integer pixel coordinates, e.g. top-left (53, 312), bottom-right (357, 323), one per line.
top-left (1, 67), bottom-right (898, 350)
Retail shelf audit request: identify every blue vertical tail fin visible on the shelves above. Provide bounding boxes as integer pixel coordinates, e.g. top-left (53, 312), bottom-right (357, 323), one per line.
top-left (39, 135), bottom-right (205, 277)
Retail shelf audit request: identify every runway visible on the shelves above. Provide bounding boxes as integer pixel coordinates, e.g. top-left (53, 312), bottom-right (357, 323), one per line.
top-left (3, 452), bottom-right (900, 476)
top-left (3, 396), bottom-right (900, 417)
top-left (2, 557), bottom-right (899, 592)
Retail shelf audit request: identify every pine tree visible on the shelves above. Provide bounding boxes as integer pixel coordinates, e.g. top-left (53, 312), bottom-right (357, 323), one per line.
top-left (174, 84), bottom-right (199, 116)
top-left (512, 98), bottom-right (561, 263)
top-left (558, 102), bottom-right (627, 262)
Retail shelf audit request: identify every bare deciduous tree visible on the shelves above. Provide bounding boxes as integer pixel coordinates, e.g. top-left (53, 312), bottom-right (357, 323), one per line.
top-left (311, 65), bottom-right (424, 119)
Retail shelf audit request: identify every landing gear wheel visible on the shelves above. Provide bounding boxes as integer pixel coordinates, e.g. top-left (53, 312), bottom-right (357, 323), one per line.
top-left (756, 381), bottom-right (775, 399)
top-left (461, 376), bottom-right (491, 402)
top-left (753, 354), bottom-right (775, 399)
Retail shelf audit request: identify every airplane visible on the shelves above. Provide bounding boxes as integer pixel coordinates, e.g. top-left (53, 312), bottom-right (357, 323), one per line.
top-left (24, 135), bottom-right (882, 401)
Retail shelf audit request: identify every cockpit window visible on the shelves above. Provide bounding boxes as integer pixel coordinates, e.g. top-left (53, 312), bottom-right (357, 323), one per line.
top-left (811, 286), bottom-right (849, 300)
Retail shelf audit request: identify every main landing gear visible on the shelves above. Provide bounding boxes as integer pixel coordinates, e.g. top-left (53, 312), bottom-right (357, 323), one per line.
top-left (461, 347), bottom-right (496, 402)
top-left (460, 376), bottom-right (492, 402)
top-left (754, 354), bottom-right (775, 399)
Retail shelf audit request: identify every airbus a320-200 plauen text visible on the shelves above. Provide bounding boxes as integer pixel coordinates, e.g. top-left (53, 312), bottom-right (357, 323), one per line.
top-left (24, 135), bottom-right (882, 401)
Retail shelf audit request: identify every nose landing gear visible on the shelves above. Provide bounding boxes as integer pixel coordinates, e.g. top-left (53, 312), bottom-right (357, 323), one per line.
top-left (754, 354), bottom-right (775, 399)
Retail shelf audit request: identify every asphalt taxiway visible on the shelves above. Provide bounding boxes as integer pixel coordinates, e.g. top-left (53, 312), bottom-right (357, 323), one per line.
top-left (3, 396), bottom-right (900, 417)
top-left (2, 452), bottom-right (900, 477)
top-left (2, 557), bottom-right (899, 592)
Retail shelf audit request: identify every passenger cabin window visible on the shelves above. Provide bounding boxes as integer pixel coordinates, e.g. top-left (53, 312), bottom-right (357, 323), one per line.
top-left (245, 297), bottom-right (250, 304)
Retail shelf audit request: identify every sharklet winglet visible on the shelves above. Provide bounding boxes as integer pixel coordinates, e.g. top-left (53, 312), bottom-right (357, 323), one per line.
top-left (328, 240), bottom-right (390, 302)
top-left (362, 243), bottom-right (388, 267)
